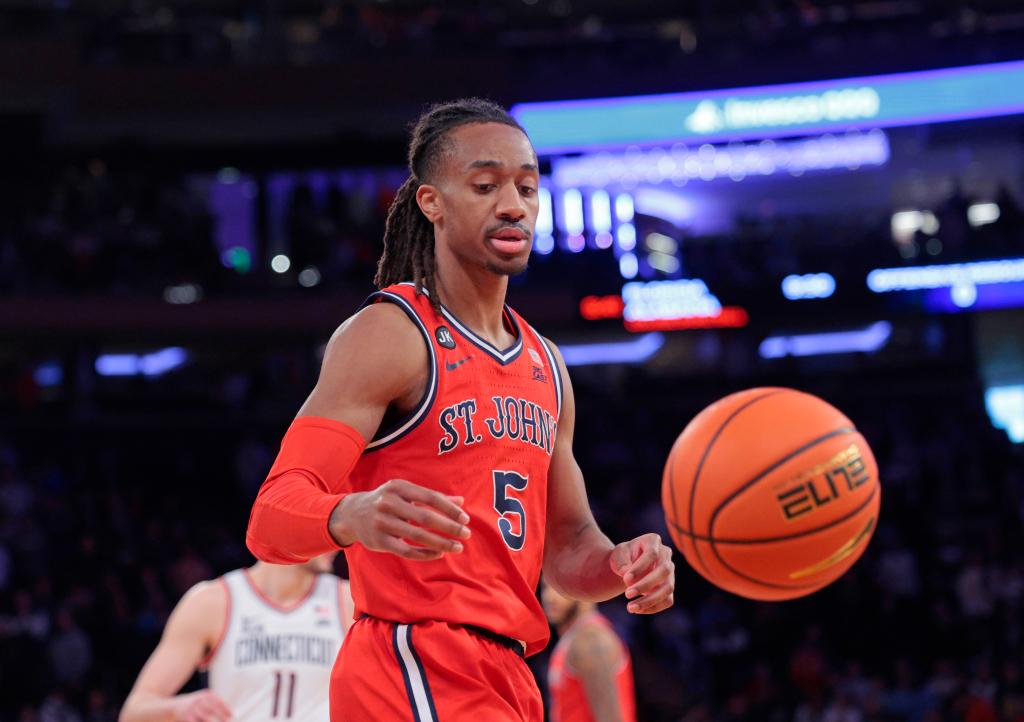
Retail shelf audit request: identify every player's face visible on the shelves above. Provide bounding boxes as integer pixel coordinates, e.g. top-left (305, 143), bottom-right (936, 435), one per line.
top-left (541, 583), bottom-right (578, 627)
top-left (305, 551), bottom-right (338, 574)
top-left (431, 122), bottom-right (539, 277)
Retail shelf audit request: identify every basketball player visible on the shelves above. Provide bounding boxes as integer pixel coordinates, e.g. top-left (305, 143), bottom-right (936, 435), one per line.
top-left (245, 98), bottom-right (675, 721)
top-left (120, 553), bottom-right (350, 722)
top-left (542, 582), bottom-right (636, 722)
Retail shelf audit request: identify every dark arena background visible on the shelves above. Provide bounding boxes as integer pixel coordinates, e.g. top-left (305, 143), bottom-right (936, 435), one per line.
top-left (3, 1), bottom-right (1024, 720)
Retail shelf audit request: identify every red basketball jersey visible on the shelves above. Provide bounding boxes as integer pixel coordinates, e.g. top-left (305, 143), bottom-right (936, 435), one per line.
top-left (548, 612), bottom-right (636, 722)
top-left (343, 283), bottom-right (562, 656)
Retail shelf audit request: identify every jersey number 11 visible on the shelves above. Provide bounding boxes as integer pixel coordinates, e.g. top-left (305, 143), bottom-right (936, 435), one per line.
top-left (271, 671), bottom-right (296, 718)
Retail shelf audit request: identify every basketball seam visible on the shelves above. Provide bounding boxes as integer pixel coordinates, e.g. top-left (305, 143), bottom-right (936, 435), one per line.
top-left (681, 389), bottom-right (787, 584)
top-left (666, 482), bottom-right (879, 544)
top-left (707, 426), bottom-right (865, 591)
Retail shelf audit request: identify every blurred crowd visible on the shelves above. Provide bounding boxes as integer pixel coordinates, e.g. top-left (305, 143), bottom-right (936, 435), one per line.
top-left (1, 357), bottom-right (1022, 721)
top-left (1, 161), bottom-right (386, 297)
top-left (4, 0), bottom-right (1023, 68)
top-left (5, 159), bottom-right (1023, 300)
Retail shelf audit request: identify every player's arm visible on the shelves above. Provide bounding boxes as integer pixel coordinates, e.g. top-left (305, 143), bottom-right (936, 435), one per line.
top-left (543, 341), bottom-right (675, 613)
top-left (246, 302), bottom-right (471, 564)
top-left (119, 581), bottom-right (232, 722)
top-left (567, 624), bottom-right (629, 722)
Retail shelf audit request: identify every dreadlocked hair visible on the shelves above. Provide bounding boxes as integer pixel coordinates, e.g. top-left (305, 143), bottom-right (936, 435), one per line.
top-left (374, 98), bottom-right (526, 312)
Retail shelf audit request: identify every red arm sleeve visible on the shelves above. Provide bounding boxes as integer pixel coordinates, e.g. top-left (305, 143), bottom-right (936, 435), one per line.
top-left (246, 416), bottom-right (366, 564)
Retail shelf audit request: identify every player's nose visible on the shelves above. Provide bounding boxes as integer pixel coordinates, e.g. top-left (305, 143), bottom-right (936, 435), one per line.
top-left (495, 182), bottom-right (527, 222)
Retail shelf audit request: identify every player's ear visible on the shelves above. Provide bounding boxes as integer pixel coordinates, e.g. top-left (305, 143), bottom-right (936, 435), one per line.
top-left (416, 184), bottom-right (443, 224)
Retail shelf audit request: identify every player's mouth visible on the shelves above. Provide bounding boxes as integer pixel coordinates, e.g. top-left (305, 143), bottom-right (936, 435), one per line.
top-left (486, 228), bottom-right (531, 255)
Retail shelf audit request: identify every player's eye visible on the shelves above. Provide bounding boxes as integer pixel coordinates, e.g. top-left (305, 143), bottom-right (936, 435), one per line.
top-left (475, 183), bottom-right (497, 193)
top-left (519, 186), bottom-right (537, 197)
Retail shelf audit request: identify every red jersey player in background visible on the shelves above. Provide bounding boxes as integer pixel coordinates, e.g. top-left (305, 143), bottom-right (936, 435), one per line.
top-left (542, 581), bottom-right (637, 722)
top-left (245, 98), bottom-right (675, 722)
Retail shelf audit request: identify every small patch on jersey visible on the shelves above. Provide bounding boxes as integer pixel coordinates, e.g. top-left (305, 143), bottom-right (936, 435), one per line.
top-left (528, 348), bottom-right (543, 365)
top-left (435, 326), bottom-right (456, 349)
top-left (532, 366), bottom-right (547, 383)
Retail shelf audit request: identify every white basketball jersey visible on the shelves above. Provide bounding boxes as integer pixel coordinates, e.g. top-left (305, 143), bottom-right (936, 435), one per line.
top-left (205, 570), bottom-right (346, 722)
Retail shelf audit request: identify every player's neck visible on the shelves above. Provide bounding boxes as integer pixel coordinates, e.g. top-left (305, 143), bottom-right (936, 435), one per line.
top-left (247, 562), bottom-right (316, 606)
top-left (435, 253), bottom-right (512, 346)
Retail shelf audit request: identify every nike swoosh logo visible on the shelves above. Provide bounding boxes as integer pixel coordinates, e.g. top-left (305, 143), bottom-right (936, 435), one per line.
top-left (445, 357), bottom-right (472, 372)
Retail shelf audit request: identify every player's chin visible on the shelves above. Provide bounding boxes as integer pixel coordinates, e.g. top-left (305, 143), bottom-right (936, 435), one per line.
top-left (484, 256), bottom-right (529, 277)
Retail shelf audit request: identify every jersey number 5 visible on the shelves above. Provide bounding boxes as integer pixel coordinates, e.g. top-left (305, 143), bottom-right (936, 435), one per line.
top-left (492, 470), bottom-right (529, 551)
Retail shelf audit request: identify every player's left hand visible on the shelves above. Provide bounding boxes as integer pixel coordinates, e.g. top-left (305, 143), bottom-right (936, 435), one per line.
top-left (609, 533), bottom-right (675, 614)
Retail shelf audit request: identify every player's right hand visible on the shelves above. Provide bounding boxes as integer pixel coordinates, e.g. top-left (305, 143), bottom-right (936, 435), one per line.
top-left (170, 690), bottom-right (232, 722)
top-left (330, 479), bottom-right (471, 560)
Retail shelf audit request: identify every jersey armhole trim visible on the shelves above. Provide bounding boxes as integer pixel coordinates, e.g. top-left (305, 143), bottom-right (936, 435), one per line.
top-left (535, 332), bottom-right (563, 419)
top-left (198, 577), bottom-right (232, 669)
top-left (359, 291), bottom-right (439, 453)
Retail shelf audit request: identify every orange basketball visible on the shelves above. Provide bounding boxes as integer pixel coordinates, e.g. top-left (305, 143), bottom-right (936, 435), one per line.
top-left (662, 387), bottom-right (881, 601)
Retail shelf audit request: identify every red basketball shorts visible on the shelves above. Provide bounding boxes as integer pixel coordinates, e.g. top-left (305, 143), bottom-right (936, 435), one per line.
top-left (329, 616), bottom-right (543, 722)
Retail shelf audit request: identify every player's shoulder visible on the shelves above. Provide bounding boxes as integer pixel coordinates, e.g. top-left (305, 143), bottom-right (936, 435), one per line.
top-left (567, 616), bottom-right (622, 670)
top-left (165, 576), bottom-right (230, 643)
top-left (179, 577), bottom-right (230, 613)
top-left (321, 298), bottom-right (428, 379)
top-left (331, 297), bottom-right (427, 356)
top-left (333, 298), bottom-right (425, 349)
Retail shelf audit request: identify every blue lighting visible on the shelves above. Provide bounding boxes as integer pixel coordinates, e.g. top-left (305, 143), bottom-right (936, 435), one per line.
top-left (595, 232), bottom-right (614, 249)
top-left (634, 188), bottom-right (692, 226)
top-left (759, 322), bottom-right (893, 359)
top-left (96, 355), bottom-right (139, 376)
top-left (513, 60), bottom-right (1024, 154)
top-left (616, 223), bottom-right (637, 252)
top-left (537, 187), bottom-right (554, 236)
top-left (534, 235), bottom-right (555, 255)
top-left (567, 234), bottom-right (586, 253)
top-left (590, 190), bottom-right (612, 233)
top-left (868, 257), bottom-right (1024, 311)
top-left (560, 333), bottom-right (665, 367)
top-left (782, 273), bottom-right (837, 300)
top-left (622, 278), bottom-right (722, 321)
top-left (985, 385), bottom-right (1024, 443)
top-left (96, 348), bottom-right (188, 377)
top-left (619, 253), bottom-right (639, 279)
top-left (615, 194), bottom-right (635, 223)
top-left (33, 363), bottom-right (63, 387)
top-left (552, 132), bottom-right (889, 187)
top-left (924, 282), bottom-right (1024, 314)
top-left (561, 189), bottom-right (585, 235)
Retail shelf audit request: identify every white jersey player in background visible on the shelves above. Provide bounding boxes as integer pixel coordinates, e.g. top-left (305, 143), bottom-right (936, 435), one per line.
top-left (120, 553), bottom-right (350, 722)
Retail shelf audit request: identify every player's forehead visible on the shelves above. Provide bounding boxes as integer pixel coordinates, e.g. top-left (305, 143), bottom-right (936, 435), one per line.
top-left (446, 122), bottom-right (537, 175)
